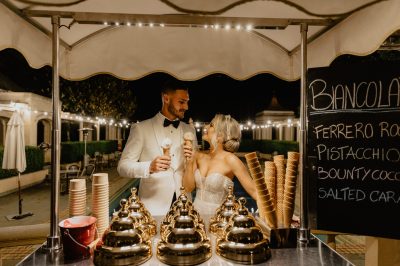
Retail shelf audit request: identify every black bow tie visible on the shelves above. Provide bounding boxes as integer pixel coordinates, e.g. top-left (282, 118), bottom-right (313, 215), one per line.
top-left (163, 119), bottom-right (180, 128)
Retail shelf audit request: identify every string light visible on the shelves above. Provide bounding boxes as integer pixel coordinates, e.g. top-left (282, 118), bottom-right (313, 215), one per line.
top-left (0, 102), bottom-right (131, 128)
top-left (97, 21), bottom-right (256, 33)
top-left (1, 102), bottom-right (299, 130)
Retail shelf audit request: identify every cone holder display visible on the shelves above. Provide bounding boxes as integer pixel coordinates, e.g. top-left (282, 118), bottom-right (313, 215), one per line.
top-left (244, 151), bottom-right (300, 248)
top-left (157, 188), bottom-right (211, 266)
top-left (216, 197), bottom-right (271, 264)
top-left (94, 199), bottom-right (152, 266)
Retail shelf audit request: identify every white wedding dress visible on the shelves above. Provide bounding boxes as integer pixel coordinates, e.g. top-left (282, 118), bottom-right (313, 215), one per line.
top-left (193, 169), bottom-right (234, 216)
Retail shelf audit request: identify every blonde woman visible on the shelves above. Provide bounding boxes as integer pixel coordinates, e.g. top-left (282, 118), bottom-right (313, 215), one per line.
top-left (183, 114), bottom-right (257, 216)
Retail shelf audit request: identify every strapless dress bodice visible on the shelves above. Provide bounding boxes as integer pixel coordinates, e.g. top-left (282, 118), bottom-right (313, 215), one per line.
top-left (193, 169), bottom-right (234, 216)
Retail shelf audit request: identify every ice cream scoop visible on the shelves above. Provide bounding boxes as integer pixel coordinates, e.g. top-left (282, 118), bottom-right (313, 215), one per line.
top-left (161, 138), bottom-right (172, 156)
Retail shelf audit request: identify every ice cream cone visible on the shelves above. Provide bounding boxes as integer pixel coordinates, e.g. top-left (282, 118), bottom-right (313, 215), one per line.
top-left (161, 138), bottom-right (172, 157)
top-left (163, 147), bottom-right (170, 157)
top-left (183, 132), bottom-right (194, 160)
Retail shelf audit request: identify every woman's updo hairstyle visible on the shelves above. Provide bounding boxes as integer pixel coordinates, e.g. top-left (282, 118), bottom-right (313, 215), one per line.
top-left (211, 114), bottom-right (241, 153)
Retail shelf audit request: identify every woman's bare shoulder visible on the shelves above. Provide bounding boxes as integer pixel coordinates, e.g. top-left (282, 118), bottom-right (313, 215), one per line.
top-left (224, 152), bottom-right (242, 165)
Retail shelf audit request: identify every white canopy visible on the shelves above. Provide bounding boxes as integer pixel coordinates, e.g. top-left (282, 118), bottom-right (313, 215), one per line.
top-left (0, 0), bottom-right (399, 81)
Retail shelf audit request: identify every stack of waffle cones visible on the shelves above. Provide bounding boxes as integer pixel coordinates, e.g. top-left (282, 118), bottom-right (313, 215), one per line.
top-left (245, 151), bottom-right (299, 229)
top-left (244, 152), bottom-right (277, 229)
top-left (283, 152), bottom-right (299, 228)
top-left (273, 155), bottom-right (285, 228)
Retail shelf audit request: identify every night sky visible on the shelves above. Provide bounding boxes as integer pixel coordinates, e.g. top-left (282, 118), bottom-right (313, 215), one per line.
top-left (0, 48), bottom-right (301, 123)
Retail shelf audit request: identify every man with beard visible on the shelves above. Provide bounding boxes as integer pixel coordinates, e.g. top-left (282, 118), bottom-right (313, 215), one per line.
top-left (118, 79), bottom-right (197, 215)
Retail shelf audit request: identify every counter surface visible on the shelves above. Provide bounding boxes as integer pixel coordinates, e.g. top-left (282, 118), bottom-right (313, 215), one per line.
top-left (17, 203), bottom-right (355, 266)
top-left (19, 217), bottom-right (354, 266)
top-left (18, 237), bottom-right (353, 266)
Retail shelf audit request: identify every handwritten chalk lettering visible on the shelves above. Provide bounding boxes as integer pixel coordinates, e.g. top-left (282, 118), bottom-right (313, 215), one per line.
top-left (379, 122), bottom-right (400, 137)
top-left (309, 78), bottom-right (400, 111)
top-left (317, 166), bottom-right (400, 181)
top-left (316, 144), bottom-right (400, 162)
top-left (314, 123), bottom-right (373, 139)
top-left (370, 191), bottom-right (400, 204)
top-left (317, 166), bottom-right (370, 181)
top-left (318, 187), bottom-right (366, 201)
top-left (371, 170), bottom-right (400, 181)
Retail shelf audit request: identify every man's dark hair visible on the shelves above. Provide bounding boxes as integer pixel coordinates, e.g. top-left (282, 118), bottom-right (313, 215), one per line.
top-left (161, 79), bottom-right (188, 94)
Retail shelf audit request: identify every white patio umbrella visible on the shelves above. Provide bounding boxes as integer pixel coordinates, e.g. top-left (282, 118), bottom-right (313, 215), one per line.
top-left (2, 111), bottom-right (33, 220)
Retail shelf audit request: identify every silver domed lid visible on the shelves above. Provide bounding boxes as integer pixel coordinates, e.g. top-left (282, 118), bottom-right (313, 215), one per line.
top-left (94, 199), bottom-right (152, 266)
top-left (157, 188), bottom-right (211, 266)
top-left (209, 186), bottom-right (238, 236)
top-left (216, 197), bottom-right (271, 264)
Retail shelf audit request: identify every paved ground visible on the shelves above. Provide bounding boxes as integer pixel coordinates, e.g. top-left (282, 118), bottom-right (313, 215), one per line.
top-left (0, 167), bottom-right (130, 228)
top-left (0, 167), bottom-right (132, 265)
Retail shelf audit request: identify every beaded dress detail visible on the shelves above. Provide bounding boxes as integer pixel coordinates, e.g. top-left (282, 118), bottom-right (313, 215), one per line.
top-left (193, 169), bottom-right (234, 216)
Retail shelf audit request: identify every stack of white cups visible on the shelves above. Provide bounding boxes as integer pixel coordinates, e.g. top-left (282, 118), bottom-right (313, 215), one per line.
top-left (92, 173), bottom-right (109, 238)
top-left (69, 179), bottom-right (87, 217)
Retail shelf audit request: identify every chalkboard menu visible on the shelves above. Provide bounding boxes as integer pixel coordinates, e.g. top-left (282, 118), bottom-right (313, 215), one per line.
top-left (307, 61), bottom-right (400, 239)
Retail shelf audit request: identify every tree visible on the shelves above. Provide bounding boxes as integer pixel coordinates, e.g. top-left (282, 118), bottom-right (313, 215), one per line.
top-left (60, 75), bottom-right (136, 120)
top-left (0, 49), bottom-right (138, 121)
top-left (28, 67), bottom-right (137, 121)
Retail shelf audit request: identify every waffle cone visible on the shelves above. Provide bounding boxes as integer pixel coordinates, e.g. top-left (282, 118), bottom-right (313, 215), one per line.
top-left (245, 152), bottom-right (258, 160)
top-left (287, 151), bottom-right (300, 161)
top-left (163, 148), bottom-right (170, 156)
top-left (283, 206), bottom-right (294, 228)
top-left (266, 181), bottom-right (276, 206)
top-left (273, 155), bottom-right (284, 162)
top-left (286, 164), bottom-right (298, 172)
top-left (286, 159), bottom-right (298, 165)
top-left (276, 204), bottom-right (284, 228)
top-left (246, 157), bottom-right (259, 164)
top-left (285, 169), bottom-right (297, 177)
top-left (263, 209), bottom-right (277, 229)
top-left (285, 174), bottom-right (297, 182)
top-left (265, 161), bottom-right (275, 168)
top-left (184, 139), bottom-right (192, 147)
top-left (258, 193), bottom-right (274, 207)
top-left (284, 189), bottom-right (295, 198)
top-left (248, 161), bottom-right (261, 169)
top-left (249, 165), bottom-right (262, 174)
top-left (251, 172), bottom-right (265, 182)
top-left (255, 183), bottom-right (268, 191)
top-left (285, 186), bottom-right (297, 195)
top-left (264, 168), bottom-right (276, 178)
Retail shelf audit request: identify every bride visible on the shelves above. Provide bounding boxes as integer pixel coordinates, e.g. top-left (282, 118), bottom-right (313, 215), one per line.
top-left (183, 114), bottom-right (257, 216)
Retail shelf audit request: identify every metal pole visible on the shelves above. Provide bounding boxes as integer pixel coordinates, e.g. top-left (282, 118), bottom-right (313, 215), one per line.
top-left (84, 132), bottom-right (87, 167)
top-left (45, 15), bottom-right (62, 252)
top-left (298, 23), bottom-right (311, 244)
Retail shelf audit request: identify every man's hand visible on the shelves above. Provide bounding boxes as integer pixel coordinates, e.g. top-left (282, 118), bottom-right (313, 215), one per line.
top-left (149, 155), bottom-right (171, 173)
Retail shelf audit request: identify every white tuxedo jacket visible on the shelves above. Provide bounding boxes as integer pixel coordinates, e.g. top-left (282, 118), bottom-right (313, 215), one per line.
top-left (117, 113), bottom-right (196, 216)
